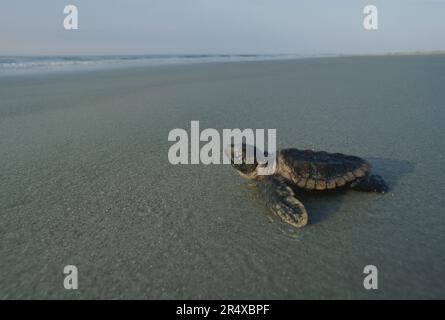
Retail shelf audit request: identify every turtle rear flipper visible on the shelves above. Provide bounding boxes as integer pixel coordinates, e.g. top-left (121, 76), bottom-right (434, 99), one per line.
top-left (259, 175), bottom-right (308, 227)
top-left (349, 174), bottom-right (388, 193)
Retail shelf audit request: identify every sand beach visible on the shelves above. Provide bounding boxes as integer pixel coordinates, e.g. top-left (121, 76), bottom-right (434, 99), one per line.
top-left (1, 55), bottom-right (444, 298)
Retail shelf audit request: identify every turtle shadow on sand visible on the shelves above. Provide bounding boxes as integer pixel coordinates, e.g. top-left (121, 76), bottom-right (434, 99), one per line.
top-left (293, 157), bottom-right (415, 225)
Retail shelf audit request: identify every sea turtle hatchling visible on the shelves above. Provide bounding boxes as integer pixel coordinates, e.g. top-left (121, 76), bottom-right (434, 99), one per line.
top-left (225, 143), bottom-right (388, 228)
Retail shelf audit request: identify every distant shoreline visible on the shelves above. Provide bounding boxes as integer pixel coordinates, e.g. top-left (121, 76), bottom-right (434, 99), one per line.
top-left (338, 50), bottom-right (445, 58)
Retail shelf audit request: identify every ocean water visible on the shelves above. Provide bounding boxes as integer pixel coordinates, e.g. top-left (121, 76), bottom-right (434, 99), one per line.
top-left (0, 54), bottom-right (302, 76)
top-left (0, 55), bottom-right (444, 299)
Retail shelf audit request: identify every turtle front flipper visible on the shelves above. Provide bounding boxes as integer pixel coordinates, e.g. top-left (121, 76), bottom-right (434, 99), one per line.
top-left (349, 174), bottom-right (388, 193)
top-left (258, 175), bottom-right (308, 228)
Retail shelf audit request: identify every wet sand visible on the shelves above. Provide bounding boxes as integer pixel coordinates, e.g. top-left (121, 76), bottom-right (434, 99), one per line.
top-left (1, 55), bottom-right (444, 298)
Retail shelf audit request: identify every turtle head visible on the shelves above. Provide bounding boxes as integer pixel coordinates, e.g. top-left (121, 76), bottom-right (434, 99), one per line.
top-left (224, 143), bottom-right (267, 180)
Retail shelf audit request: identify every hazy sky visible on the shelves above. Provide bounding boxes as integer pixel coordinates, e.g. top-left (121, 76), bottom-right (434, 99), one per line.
top-left (0, 0), bottom-right (444, 55)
